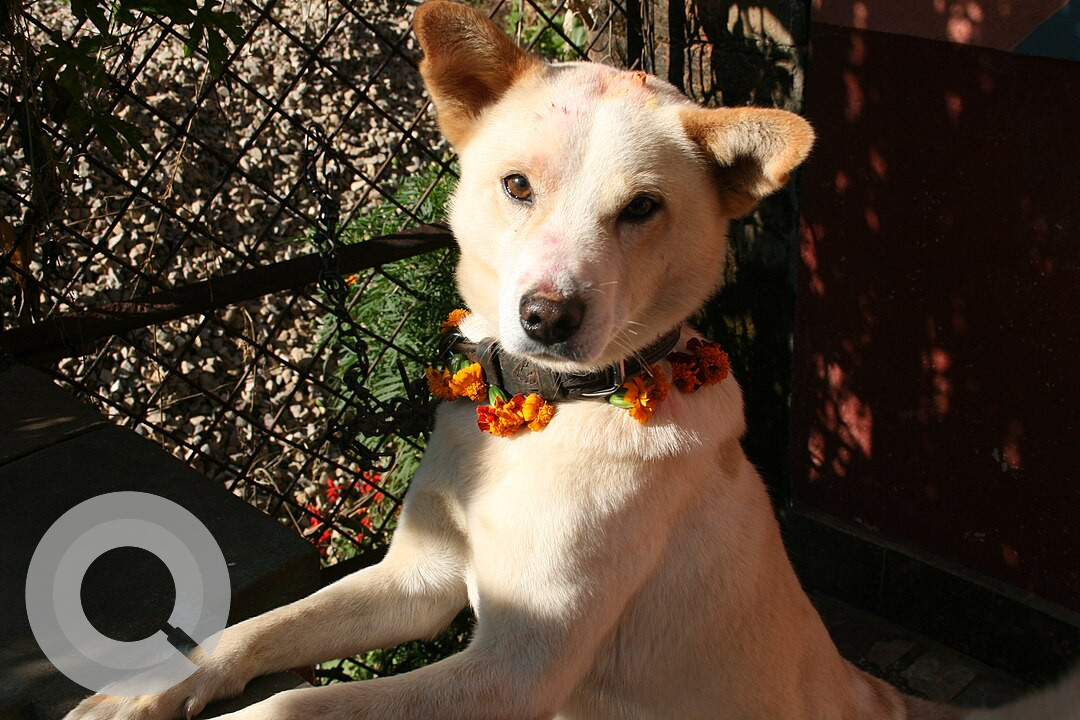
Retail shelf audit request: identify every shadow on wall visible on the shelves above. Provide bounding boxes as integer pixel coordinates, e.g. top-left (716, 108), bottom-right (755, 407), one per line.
top-left (680, 2), bottom-right (808, 505)
top-left (811, 0), bottom-right (1074, 55)
top-left (684, 0), bottom-right (806, 109)
top-left (794, 23), bottom-right (1080, 612)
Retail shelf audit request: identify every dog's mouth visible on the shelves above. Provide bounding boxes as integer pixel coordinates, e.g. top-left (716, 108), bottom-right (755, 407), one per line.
top-left (510, 340), bottom-right (598, 372)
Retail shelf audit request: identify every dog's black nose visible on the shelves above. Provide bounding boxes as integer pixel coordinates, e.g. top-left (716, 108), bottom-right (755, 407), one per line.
top-left (519, 292), bottom-right (585, 345)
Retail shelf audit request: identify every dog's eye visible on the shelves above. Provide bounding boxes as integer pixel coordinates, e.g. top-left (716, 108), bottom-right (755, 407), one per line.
top-left (620, 195), bottom-right (661, 222)
top-left (503, 174), bottom-right (533, 203)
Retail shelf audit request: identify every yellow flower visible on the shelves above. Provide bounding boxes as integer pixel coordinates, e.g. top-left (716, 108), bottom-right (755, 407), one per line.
top-left (426, 367), bottom-right (455, 401)
top-left (520, 393), bottom-right (556, 432)
top-left (441, 308), bottom-right (471, 333)
top-left (448, 362), bottom-right (487, 401)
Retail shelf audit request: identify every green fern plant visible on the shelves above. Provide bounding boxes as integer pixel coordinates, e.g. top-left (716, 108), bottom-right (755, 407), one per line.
top-left (308, 161), bottom-right (460, 564)
top-left (307, 162), bottom-right (476, 682)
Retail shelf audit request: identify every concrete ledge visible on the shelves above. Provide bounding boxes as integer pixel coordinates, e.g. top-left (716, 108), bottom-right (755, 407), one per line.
top-left (0, 363), bottom-right (320, 718)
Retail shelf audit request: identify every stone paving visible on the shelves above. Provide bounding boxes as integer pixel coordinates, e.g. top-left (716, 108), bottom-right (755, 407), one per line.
top-left (814, 593), bottom-right (1030, 708)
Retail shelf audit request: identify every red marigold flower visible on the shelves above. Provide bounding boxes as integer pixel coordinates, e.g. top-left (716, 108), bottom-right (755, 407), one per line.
top-left (668, 351), bottom-right (702, 393)
top-left (687, 338), bottom-right (730, 386)
top-left (325, 477), bottom-right (341, 504)
top-left (476, 394), bottom-right (526, 436)
top-left (476, 404), bottom-right (496, 432)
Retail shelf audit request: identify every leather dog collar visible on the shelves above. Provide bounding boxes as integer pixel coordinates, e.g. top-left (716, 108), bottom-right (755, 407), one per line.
top-left (439, 326), bottom-right (683, 402)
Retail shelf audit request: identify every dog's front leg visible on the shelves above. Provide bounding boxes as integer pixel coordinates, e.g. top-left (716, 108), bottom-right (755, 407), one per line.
top-left (210, 645), bottom-right (546, 720)
top-left (213, 463), bottom-right (676, 720)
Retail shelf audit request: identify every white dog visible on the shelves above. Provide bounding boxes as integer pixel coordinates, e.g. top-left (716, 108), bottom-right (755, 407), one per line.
top-left (66, 2), bottom-right (1079, 718)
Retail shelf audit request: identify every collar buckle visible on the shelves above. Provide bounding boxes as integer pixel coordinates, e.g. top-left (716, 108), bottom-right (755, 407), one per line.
top-left (578, 358), bottom-right (626, 398)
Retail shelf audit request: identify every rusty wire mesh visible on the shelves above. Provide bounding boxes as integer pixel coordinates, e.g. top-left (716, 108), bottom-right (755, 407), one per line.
top-left (1, 0), bottom-right (639, 679)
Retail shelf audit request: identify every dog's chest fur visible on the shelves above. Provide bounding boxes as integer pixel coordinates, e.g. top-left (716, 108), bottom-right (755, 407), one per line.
top-left (416, 332), bottom-right (898, 719)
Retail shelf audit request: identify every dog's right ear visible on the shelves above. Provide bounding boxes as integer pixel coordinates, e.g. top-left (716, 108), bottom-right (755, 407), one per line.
top-left (681, 106), bottom-right (814, 218)
top-left (413, 1), bottom-right (542, 148)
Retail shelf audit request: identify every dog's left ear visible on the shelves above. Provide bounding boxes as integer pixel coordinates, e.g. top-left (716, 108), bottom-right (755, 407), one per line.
top-left (680, 106), bottom-right (814, 218)
top-left (414, 1), bottom-right (543, 148)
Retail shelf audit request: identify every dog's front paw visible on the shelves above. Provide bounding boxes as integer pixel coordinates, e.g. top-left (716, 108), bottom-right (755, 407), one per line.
top-left (62, 664), bottom-right (244, 720)
top-left (63, 694), bottom-right (177, 720)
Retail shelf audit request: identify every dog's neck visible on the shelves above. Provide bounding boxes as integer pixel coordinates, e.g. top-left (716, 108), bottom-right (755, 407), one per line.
top-left (441, 326), bottom-right (683, 402)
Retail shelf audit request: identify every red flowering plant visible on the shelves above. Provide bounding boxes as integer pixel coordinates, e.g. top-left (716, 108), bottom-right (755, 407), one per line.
top-left (301, 469), bottom-right (400, 562)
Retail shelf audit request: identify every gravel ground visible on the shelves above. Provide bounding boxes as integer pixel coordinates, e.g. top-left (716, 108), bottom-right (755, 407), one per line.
top-left (1, 0), bottom-right (449, 521)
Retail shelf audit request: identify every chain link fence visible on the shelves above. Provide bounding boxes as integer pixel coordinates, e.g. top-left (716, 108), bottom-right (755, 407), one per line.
top-left (2, 0), bottom-right (641, 679)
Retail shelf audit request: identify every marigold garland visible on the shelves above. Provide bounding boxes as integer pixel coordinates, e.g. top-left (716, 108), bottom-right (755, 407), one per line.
top-left (427, 310), bottom-right (728, 434)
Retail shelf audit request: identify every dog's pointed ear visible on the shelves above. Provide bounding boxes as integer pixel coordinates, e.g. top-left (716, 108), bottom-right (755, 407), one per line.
top-left (414, 1), bottom-right (543, 148)
top-left (680, 106), bottom-right (814, 218)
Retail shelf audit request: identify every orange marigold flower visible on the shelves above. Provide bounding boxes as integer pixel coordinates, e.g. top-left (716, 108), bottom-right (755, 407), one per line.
top-left (476, 394), bottom-right (526, 437)
top-left (687, 338), bottom-right (730, 385)
top-left (622, 375), bottom-right (663, 424)
top-left (426, 366), bottom-right (456, 400)
top-left (344, 274), bottom-right (360, 286)
top-left (520, 393), bottom-right (556, 432)
top-left (668, 352), bottom-right (702, 393)
top-left (448, 362), bottom-right (487, 401)
top-left (441, 308), bottom-right (471, 333)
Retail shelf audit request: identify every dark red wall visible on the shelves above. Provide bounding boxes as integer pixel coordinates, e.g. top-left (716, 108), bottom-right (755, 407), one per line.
top-left (793, 23), bottom-right (1080, 613)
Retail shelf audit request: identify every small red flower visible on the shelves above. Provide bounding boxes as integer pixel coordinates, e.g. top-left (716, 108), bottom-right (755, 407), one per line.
top-left (325, 477), bottom-right (342, 504)
top-left (667, 339), bottom-right (729, 393)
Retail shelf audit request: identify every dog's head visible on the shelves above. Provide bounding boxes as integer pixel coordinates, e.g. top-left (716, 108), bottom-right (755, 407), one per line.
top-left (414, 1), bottom-right (813, 372)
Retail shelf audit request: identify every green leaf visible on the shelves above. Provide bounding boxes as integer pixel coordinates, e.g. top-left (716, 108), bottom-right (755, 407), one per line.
top-left (70, 0), bottom-right (112, 35)
top-left (57, 67), bottom-right (85, 101)
top-left (213, 10), bottom-right (245, 44)
top-left (94, 121), bottom-right (126, 161)
top-left (113, 118), bottom-right (147, 160)
top-left (185, 21), bottom-right (204, 57)
top-left (122, 0), bottom-right (198, 24)
top-left (487, 386), bottom-right (509, 404)
top-left (205, 25), bottom-right (228, 77)
top-left (449, 355), bottom-right (471, 374)
top-left (66, 103), bottom-right (92, 144)
top-left (114, 6), bottom-right (138, 25)
top-left (608, 388), bottom-right (634, 409)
